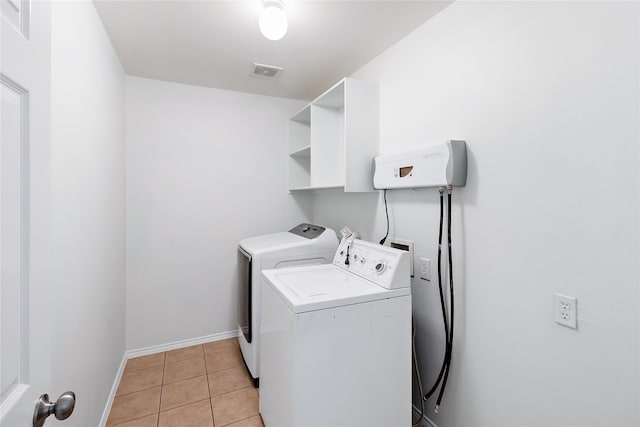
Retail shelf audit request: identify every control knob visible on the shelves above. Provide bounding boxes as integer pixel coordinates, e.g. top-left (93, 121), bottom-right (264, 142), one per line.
top-left (374, 260), bottom-right (386, 274)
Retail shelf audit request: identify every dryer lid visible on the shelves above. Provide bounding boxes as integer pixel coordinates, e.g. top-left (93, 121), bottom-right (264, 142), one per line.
top-left (240, 232), bottom-right (306, 254)
top-left (239, 224), bottom-right (336, 255)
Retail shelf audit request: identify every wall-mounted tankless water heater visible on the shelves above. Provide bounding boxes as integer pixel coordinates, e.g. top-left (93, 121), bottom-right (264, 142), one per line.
top-left (373, 140), bottom-right (467, 189)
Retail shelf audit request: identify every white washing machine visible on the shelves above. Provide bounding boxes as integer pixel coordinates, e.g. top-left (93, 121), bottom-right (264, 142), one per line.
top-left (260, 238), bottom-right (412, 427)
top-left (237, 223), bottom-right (338, 381)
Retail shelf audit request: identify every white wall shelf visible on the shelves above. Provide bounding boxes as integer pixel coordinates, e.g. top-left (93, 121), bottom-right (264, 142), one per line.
top-left (287, 77), bottom-right (379, 192)
top-left (289, 145), bottom-right (311, 157)
top-left (288, 184), bottom-right (344, 192)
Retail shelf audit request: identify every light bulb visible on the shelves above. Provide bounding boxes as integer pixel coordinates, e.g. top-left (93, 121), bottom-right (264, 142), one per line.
top-left (259, 2), bottom-right (288, 41)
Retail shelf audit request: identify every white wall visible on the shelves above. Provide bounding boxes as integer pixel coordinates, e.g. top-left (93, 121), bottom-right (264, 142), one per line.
top-left (50, 1), bottom-right (126, 425)
top-left (125, 77), bottom-right (308, 350)
top-left (313, 2), bottom-right (640, 426)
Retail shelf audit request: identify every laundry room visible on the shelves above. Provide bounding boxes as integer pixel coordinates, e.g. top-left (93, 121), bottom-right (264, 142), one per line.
top-left (1, 1), bottom-right (638, 427)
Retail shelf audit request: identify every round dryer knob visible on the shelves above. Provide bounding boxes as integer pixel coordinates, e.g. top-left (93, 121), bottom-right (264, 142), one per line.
top-left (374, 261), bottom-right (386, 274)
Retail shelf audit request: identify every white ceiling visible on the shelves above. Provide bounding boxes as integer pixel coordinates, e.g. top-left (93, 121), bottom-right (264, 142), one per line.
top-left (93, 1), bottom-right (451, 100)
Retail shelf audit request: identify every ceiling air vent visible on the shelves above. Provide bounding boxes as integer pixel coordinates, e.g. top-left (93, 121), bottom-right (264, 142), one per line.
top-left (251, 63), bottom-right (283, 79)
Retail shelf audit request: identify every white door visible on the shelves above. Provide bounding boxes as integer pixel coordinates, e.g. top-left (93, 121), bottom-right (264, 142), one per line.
top-left (0, 0), bottom-right (55, 426)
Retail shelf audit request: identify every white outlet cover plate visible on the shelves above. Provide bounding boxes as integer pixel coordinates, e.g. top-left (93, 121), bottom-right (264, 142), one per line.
top-left (554, 293), bottom-right (577, 329)
top-left (418, 256), bottom-right (431, 281)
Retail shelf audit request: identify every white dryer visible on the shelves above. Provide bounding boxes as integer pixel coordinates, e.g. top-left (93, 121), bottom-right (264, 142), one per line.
top-left (260, 238), bottom-right (412, 427)
top-left (237, 223), bottom-right (337, 382)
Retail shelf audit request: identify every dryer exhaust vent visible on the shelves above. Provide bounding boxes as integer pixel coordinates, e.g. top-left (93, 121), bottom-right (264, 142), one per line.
top-left (251, 63), bottom-right (283, 78)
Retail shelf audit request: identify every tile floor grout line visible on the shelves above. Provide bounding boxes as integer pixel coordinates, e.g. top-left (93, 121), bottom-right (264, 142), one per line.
top-left (207, 374), bottom-right (216, 427)
top-left (115, 383), bottom-right (164, 398)
top-left (205, 370), bottom-right (216, 427)
top-left (219, 413), bottom-right (258, 427)
top-left (110, 412), bottom-right (157, 427)
top-left (123, 352), bottom-right (167, 374)
top-left (165, 354), bottom-right (206, 367)
top-left (162, 372), bottom-right (207, 386)
top-left (204, 350), bottom-right (237, 357)
top-left (206, 361), bottom-right (212, 398)
top-left (206, 361), bottom-right (245, 375)
top-left (159, 396), bottom-right (211, 413)
top-left (158, 352), bottom-right (166, 427)
top-left (164, 345), bottom-right (205, 364)
top-left (163, 352), bottom-right (207, 385)
top-left (207, 365), bottom-right (242, 377)
top-left (116, 365), bottom-right (164, 397)
top-left (122, 363), bottom-right (164, 374)
top-left (158, 373), bottom-right (211, 414)
top-left (210, 384), bottom-right (254, 399)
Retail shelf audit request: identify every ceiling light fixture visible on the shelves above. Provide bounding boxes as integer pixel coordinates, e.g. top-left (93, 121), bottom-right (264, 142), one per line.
top-left (259, 0), bottom-right (288, 41)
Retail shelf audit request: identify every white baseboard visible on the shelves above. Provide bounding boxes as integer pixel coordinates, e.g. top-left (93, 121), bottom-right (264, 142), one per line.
top-left (98, 354), bottom-right (127, 427)
top-left (126, 330), bottom-right (239, 359)
top-left (98, 329), bottom-right (239, 427)
top-left (413, 404), bottom-right (439, 427)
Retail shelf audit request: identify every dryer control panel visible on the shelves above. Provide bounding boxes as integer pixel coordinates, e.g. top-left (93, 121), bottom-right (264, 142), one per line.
top-left (288, 223), bottom-right (327, 239)
top-left (333, 238), bottom-right (410, 289)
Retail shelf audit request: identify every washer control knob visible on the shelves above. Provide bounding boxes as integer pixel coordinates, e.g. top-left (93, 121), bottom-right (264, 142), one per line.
top-left (360, 257), bottom-right (366, 264)
top-left (374, 261), bottom-right (386, 274)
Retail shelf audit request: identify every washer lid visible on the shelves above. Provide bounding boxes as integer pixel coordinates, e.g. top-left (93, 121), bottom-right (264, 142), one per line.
top-left (262, 264), bottom-right (410, 314)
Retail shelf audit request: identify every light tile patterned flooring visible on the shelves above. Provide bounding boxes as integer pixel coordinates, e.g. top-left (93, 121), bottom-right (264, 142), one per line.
top-left (106, 338), bottom-right (264, 427)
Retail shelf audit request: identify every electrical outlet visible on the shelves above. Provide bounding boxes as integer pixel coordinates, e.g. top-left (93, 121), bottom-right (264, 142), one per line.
top-left (555, 293), bottom-right (577, 329)
top-left (419, 257), bottom-right (431, 281)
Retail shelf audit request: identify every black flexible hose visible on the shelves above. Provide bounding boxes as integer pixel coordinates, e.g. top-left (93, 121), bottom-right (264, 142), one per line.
top-left (423, 188), bottom-right (450, 400)
top-left (379, 189), bottom-right (389, 245)
top-left (435, 189), bottom-right (454, 410)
